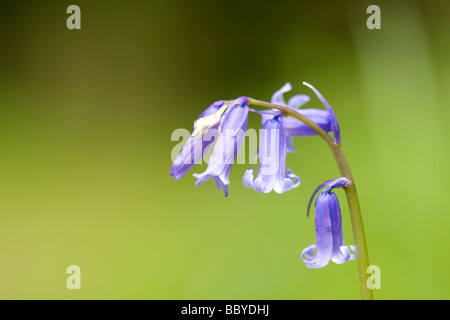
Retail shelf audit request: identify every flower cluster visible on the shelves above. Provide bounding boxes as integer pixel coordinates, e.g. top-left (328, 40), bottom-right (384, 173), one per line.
top-left (170, 82), bottom-right (338, 195)
top-left (170, 82), bottom-right (356, 268)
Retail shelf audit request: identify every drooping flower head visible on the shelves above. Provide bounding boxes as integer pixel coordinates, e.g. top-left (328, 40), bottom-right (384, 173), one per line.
top-left (170, 100), bottom-right (227, 180)
top-left (302, 177), bottom-right (356, 269)
top-left (243, 115), bottom-right (300, 194)
top-left (193, 97), bottom-right (249, 196)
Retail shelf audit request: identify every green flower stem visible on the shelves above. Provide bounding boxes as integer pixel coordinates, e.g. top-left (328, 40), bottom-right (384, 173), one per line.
top-left (248, 98), bottom-right (373, 300)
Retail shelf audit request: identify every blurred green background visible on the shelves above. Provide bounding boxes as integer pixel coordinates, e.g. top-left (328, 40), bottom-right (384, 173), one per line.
top-left (0, 0), bottom-right (449, 299)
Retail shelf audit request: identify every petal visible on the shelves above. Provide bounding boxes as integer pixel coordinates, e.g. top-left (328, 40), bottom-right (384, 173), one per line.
top-left (258, 118), bottom-right (281, 177)
top-left (303, 82), bottom-right (341, 144)
top-left (283, 109), bottom-right (331, 136)
top-left (193, 171), bottom-right (211, 187)
top-left (260, 110), bottom-right (281, 125)
top-left (273, 116), bottom-right (292, 193)
top-left (327, 192), bottom-right (356, 264)
top-left (331, 246), bottom-right (351, 264)
top-left (197, 100), bottom-right (226, 120)
top-left (242, 167), bottom-right (255, 188)
top-left (328, 193), bottom-right (348, 263)
top-left (301, 244), bottom-right (324, 269)
top-left (193, 163), bottom-right (232, 195)
top-left (170, 101), bottom-right (225, 180)
top-left (206, 100), bottom-right (248, 174)
top-left (218, 164), bottom-right (232, 186)
top-left (311, 193), bottom-right (334, 268)
top-left (170, 139), bottom-right (205, 180)
top-left (287, 169), bottom-right (301, 187)
top-left (252, 174), bottom-right (277, 193)
top-left (212, 174), bottom-right (230, 197)
top-left (249, 117), bottom-right (281, 193)
top-left (170, 128), bottom-right (218, 180)
top-left (193, 98), bottom-right (249, 193)
top-left (274, 169), bottom-right (301, 194)
top-left (271, 82), bottom-right (292, 106)
top-left (332, 246), bottom-right (357, 264)
top-left (252, 116), bottom-right (300, 194)
top-left (301, 244), bottom-right (317, 262)
top-left (287, 94), bottom-right (310, 109)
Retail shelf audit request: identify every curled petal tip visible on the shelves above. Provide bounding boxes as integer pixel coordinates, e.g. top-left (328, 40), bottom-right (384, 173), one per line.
top-left (302, 82), bottom-right (341, 144)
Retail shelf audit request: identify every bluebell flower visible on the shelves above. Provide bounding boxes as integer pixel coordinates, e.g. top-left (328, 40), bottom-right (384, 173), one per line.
top-left (243, 115), bottom-right (300, 193)
top-left (170, 100), bottom-right (227, 180)
top-left (303, 82), bottom-right (341, 144)
top-left (263, 83), bottom-right (341, 151)
top-left (301, 177), bottom-right (356, 269)
top-left (193, 97), bottom-right (249, 196)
